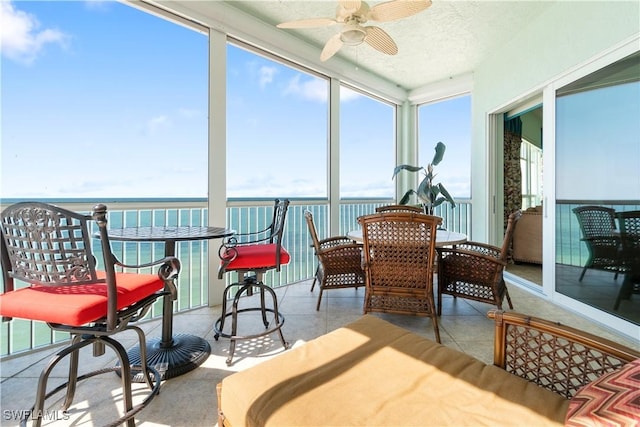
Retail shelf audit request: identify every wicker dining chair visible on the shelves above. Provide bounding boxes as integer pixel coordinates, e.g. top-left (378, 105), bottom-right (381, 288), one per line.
top-left (358, 212), bottom-right (442, 342)
top-left (305, 210), bottom-right (365, 311)
top-left (572, 206), bottom-right (624, 281)
top-left (436, 210), bottom-right (521, 315)
top-left (614, 210), bottom-right (640, 310)
top-left (0, 202), bottom-right (180, 427)
top-left (375, 204), bottom-right (424, 214)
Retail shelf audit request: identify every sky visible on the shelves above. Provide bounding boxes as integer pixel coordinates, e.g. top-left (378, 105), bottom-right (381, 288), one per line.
top-left (1, 0), bottom-right (471, 200)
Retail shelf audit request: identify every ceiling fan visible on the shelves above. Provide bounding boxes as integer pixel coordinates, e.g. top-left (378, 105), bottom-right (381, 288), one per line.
top-left (276, 0), bottom-right (432, 62)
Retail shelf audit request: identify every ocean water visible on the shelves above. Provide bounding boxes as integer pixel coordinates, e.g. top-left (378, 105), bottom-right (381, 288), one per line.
top-left (2, 198), bottom-right (637, 355)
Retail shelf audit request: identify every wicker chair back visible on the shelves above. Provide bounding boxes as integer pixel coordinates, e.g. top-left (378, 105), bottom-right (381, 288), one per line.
top-left (375, 204), bottom-right (424, 214)
top-left (358, 212), bottom-right (442, 342)
top-left (572, 205), bottom-right (623, 281)
top-left (304, 210), bottom-right (365, 310)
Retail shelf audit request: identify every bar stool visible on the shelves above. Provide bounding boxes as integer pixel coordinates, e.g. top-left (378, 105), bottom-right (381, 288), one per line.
top-left (214, 199), bottom-right (290, 365)
top-left (0, 202), bottom-right (180, 426)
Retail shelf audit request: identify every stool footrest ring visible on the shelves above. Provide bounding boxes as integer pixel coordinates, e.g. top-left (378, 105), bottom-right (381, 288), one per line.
top-left (213, 279), bottom-right (289, 365)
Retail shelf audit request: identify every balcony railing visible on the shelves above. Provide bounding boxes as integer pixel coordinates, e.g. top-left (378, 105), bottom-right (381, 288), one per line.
top-left (0, 197), bottom-right (471, 357)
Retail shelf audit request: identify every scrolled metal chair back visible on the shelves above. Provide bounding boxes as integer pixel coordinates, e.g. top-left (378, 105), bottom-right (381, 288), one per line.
top-left (269, 199), bottom-right (290, 245)
top-left (1, 202), bottom-right (100, 288)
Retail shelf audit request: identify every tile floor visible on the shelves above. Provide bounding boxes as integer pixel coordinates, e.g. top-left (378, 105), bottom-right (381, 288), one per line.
top-left (1, 279), bottom-right (639, 427)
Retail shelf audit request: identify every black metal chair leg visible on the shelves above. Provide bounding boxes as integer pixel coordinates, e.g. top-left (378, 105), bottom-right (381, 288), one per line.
top-left (265, 284), bottom-right (289, 349)
top-left (214, 277), bottom-right (288, 366)
top-left (579, 265), bottom-right (588, 281)
top-left (61, 335), bottom-right (83, 411)
top-left (26, 334), bottom-right (159, 427)
top-left (215, 285), bottom-right (231, 340)
top-left (259, 286), bottom-right (269, 328)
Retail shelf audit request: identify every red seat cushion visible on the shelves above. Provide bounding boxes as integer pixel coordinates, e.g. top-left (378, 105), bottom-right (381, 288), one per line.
top-left (221, 243), bottom-right (290, 271)
top-left (0, 271), bottom-right (164, 327)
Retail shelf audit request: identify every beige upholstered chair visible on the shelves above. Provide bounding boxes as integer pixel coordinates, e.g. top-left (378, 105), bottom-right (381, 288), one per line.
top-left (358, 212), bottom-right (442, 342)
top-left (512, 206), bottom-right (542, 264)
top-left (305, 210), bottom-right (365, 310)
top-left (436, 211), bottom-right (521, 315)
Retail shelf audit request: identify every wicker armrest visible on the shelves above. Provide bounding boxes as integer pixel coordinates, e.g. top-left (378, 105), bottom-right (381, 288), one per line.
top-left (319, 236), bottom-right (357, 249)
top-left (437, 246), bottom-right (505, 267)
top-left (488, 310), bottom-right (640, 399)
top-left (318, 242), bottom-right (362, 256)
top-left (444, 241), bottom-right (501, 258)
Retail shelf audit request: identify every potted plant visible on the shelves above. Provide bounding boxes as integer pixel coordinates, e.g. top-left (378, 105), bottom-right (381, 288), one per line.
top-left (392, 141), bottom-right (456, 215)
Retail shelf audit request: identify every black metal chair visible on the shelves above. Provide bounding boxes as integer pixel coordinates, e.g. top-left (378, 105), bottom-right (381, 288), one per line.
top-left (572, 206), bottom-right (623, 281)
top-left (614, 210), bottom-right (640, 310)
top-left (0, 202), bottom-right (179, 427)
top-left (305, 210), bottom-right (365, 311)
top-left (215, 199), bottom-right (290, 365)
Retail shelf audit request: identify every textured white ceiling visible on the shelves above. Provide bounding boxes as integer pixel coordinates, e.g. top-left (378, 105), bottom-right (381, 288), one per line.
top-left (221, 1), bottom-right (556, 90)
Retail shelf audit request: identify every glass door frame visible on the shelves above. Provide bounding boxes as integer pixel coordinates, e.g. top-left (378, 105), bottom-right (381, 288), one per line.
top-left (488, 37), bottom-right (639, 340)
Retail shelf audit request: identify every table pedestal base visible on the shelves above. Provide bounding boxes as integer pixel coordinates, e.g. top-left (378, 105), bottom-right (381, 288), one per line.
top-left (118, 334), bottom-right (211, 382)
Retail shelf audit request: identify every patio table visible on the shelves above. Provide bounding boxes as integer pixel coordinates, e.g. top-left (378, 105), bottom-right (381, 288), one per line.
top-left (103, 226), bottom-right (234, 381)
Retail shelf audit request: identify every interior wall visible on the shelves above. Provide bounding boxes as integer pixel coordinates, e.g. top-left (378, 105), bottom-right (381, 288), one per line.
top-left (520, 111), bottom-right (542, 149)
top-left (470, 0), bottom-right (640, 242)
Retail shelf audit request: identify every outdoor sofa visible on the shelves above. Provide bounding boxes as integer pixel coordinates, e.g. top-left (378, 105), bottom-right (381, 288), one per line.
top-left (217, 310), bottom-right (639, 426)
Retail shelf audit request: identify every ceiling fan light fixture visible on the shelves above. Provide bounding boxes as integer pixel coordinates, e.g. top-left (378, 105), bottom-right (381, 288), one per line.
top-left (277, 0), bottom-right (433, 61)
top-left (340, 26), bottom-right (366, 45)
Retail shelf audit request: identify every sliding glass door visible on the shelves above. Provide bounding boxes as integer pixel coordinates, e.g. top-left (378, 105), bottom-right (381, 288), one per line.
top-left (554, 51), bottom-right (640, 326)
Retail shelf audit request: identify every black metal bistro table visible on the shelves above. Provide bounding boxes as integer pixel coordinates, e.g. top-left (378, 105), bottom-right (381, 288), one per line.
top-left (104, 226), bottom-right (234, 381)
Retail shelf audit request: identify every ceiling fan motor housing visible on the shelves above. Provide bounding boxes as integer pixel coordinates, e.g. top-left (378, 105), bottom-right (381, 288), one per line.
top-left (340, 24), bottom-right (367, 45)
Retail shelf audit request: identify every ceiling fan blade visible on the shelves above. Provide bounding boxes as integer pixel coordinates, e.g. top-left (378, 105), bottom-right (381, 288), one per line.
top-left (367, 0), bottom-right (432, 22)
top-left (339, 0), bottom-right (362, 15)
top-left (320, 33), bottom-right (344, 62)
top-left (277, 17), bottom-right (337, 29)
top-left (364, 26), bottom-right (398, 55)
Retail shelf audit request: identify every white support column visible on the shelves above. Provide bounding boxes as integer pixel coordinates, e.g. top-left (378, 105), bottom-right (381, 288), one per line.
top-left (329, 78), bottom-right (341, 235)
top-left (396, 101), bottom-right (418, 201)
top-left (208, 29), bottom-right (227, 306)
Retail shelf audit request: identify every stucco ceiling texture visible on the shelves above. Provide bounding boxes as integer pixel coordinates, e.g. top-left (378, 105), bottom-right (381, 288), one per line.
top-left (224, 0), bottom-right (555, 90)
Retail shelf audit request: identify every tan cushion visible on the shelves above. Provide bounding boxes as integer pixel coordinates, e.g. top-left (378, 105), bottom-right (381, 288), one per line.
top-left (220, 315), bottom-right (568, 426)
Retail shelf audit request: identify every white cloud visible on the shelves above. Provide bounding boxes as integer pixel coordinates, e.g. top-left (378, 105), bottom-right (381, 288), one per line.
top-left (339, 86), bottom-right (363, 102)
top-left (146, 115), bottom-right (171, 134)
top-left (259, 65), bottom-right (277, 88)
top-left (283, 75), bottom-right (328, 103)
top-left (0, 1), bottom-right (69, 65)
top-left (84, 0), bottom-right (111, 12)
